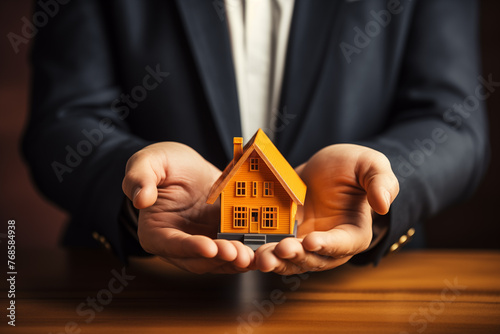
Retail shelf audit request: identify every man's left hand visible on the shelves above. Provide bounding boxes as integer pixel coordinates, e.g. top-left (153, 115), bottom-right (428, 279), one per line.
top-left (253, 144), bottom-right (399, 274)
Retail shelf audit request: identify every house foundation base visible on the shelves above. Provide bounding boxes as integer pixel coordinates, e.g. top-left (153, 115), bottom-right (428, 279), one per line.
top-left (218, 222), bottom-right (298, 251)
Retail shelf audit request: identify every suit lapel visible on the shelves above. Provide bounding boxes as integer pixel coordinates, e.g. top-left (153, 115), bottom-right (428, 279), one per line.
top-left (175, 0), bottom-right (241, 159)
top-left (277, 0), bottom-right (345, 156)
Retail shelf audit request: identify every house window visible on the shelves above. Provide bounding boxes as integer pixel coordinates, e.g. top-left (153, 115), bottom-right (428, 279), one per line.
top-left (233, 206), bottom-right (248, 228)
top-left (252, 182), bottom-right (258, 197)
top-left (236, 181), bottom-right (246, 196)
top-left (250, 158), bottom-right (259, 171)
top-left (262, 207), bottom-right (278, 228)
top-left (263, 182), bottom-right (274, 197)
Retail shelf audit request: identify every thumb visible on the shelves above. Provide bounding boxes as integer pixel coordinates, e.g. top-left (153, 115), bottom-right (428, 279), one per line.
top-left (122, 153), bottom-right (160, 209)
top-left (358, 152), bottom-right (399, 215)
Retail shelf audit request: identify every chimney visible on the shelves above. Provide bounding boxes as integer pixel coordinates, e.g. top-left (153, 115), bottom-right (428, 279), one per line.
top-left (233, 137), bottom-right (243, 161)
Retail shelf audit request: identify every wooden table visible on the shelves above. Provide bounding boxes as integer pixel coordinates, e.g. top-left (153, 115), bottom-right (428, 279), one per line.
top-left (4, 249), bottom-right (500, 333)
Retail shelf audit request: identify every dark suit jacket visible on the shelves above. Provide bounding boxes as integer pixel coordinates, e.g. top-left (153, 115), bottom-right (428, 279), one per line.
top-left (23, 0), bottom-right (489, 264)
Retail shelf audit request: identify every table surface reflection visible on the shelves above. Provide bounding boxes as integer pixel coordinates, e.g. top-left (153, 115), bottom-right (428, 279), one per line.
top-left (6, 248), bottom-right (500, 333)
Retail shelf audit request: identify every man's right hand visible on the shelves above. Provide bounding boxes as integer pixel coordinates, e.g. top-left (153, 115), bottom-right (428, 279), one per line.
top-left (122, 142), bottom-right (254, 274)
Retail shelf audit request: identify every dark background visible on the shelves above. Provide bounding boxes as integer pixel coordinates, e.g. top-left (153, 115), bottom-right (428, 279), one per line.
top-left (0, 0), bottom-right (498, 250)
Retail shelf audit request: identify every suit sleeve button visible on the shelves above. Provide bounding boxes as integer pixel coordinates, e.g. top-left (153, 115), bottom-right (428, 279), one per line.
top-left (389, 243), bottom-right (399, 252)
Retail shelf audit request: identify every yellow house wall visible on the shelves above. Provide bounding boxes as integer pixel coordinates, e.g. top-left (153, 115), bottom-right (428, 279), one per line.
top-left (220, 153), bottom-right (292, 235)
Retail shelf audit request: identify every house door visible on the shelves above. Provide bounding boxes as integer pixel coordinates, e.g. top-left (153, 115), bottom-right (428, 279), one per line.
top-left (250, 208), bottom-right (259, 233)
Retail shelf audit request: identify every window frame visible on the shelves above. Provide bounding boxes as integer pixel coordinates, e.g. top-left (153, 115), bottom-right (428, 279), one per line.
top-left (250, 158), bottom-right (259, 171)
top-left (233, 206), bottom-right (248, 228)
top-left (261, 207), bottom-right (278, 229)
top-left (236, 181), bottom-right (246, 196)
top-left (263, 182), bottom-right (274, 197)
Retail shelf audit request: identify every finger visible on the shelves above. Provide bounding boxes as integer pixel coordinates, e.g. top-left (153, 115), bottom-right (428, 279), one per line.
top-left (165, 248), bottom-right (252, 275)
top-left (254, 243), bottom-right (305, 274)
top-left (273, 237), bottom-right (304, 259)
top-left (210, 244), bottom-right (255, 273)
top-left (302, 227), bottom-right (371, 258)
top-left (254, 243), bottom-right (282, 272)
top-left (273, 238), bottom-right (348, 273)
top-left (229, 241), bottom-right (255, 269)
top-left (213, 239), bottom-right (238, 262)
top-left (254, 241), bottom-right (304, 275)
top-left (274, 238), bottom-right (316, 273)
top-left (358, 152), bottom-right (399, 215)
top-left (122, 154), bottom-right (161, 209)
top-left (142, 227), bottom-right (218, 259)
top-left (162, 245), bottom-right (251, 275)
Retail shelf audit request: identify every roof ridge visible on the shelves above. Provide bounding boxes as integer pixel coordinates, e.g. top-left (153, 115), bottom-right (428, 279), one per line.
top-left (206, 129), bottom-right (306, 205)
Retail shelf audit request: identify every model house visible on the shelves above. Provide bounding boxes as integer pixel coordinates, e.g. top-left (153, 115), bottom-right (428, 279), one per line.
top-left (206, 129), bottom-right (306, 250)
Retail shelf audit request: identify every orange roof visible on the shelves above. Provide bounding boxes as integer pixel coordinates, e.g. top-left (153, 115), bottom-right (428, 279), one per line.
top-left (206, 129), bottom-right (306, 205)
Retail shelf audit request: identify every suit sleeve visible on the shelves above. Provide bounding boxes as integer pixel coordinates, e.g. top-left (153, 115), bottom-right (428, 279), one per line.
top-left (351, 0), bottom-right (489, 264)
top-left (22, 1), bottom-right (151, 259)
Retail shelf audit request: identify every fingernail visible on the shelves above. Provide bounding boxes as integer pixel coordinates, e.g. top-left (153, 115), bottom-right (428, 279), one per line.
top-left (384, 190), bottom-right (391, 208)
top-left (133, 188), bottom-right (142, 201)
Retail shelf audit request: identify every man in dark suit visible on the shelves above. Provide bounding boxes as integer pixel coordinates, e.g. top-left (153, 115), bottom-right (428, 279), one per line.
top-left (23, 0), bottom-right (489, 274)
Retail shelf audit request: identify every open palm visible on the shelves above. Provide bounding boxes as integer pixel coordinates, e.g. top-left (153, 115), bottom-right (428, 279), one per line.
top-left (122, 142), bottom-right (254, 274)
top-left (254, 144), bottom-right (399, 274)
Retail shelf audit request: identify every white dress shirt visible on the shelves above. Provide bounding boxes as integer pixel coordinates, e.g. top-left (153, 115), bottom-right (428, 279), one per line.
top-left (225, 0), bottom-right (295, 142)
